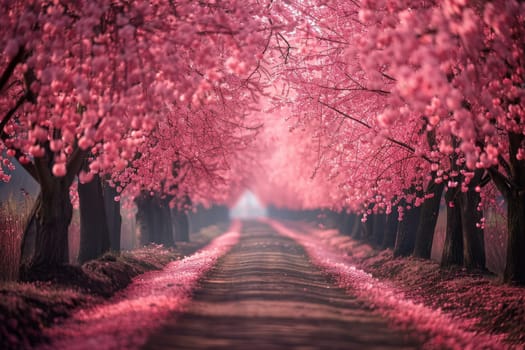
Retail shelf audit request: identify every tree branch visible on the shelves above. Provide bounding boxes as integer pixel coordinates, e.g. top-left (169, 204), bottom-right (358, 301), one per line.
top-left (0, 93), bottom-right (39, 181)
top-left (33, 151), bottom-right (53, 189)
top-left (66, 145), bottom-right (87, 187)
top-left (315, 83), bottom-right (390, 96)
top-left (0, 93), bottom-right (27, 137)
top-left (381, 71), bottom-right (396, 82)
top-left (318, 100), bottom-right (432, 163)
top-left (318, 99), bottom-right (372, 129)
top-left (480, 172), bottom-right (492, 187)
top-left (0, 47), bottom-right (26, 92)
top-left (498, 154), bottom-right (511, 176)
top-left (487, 166), bottom-right (511, 199)
top-left (276, 32), bottom-right (291, 64)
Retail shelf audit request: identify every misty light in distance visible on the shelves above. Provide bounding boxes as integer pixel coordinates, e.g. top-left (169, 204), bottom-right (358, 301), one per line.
top-left (230, 191), bottom-right (267, 219)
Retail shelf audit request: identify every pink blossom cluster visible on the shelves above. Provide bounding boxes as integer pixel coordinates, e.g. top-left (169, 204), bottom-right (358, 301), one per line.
top-left (257, 0), bottom-right (524, 220)
top-left (0, 0), bottom-right (297, 206)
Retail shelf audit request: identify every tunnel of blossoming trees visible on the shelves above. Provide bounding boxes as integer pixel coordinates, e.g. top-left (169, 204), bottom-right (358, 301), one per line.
top-left (1, 0), bottom-right (525, 349)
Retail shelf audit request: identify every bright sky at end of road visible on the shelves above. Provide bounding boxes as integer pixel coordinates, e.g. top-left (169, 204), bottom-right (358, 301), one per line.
top-left (230, 191), bottom-right (267, 219)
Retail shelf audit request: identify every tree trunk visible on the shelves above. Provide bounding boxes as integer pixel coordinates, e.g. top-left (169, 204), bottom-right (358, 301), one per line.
top-left (363, 213), bottom-right (374, 243)
top-left (498, 132), bottom-right (525, 285)
top-left (336, 211), bottom-right (354, 236)
top-left (441, 188), bottom-right (463, 267)
top-left (150, 198), bottom-right (163, 244)
top-left (188, 205), bottom-right (204, 233)
top-left (344, 213), bottom-right (356, 236)
top-left (173, 209), bottom-right (190, 242)
top-left (394, 202), bottom-right (422, 257)
top-left (372, 213), bottom-right (386, 247)
top-left (440, 136), bottom-right (464, 267)
top-left (136, 192), bottom-right (155, 245)
top-left (190, 204), bottom-right (213, 232)
top-left (505, 190), bottom-right (525, 284)
top-left (78, 175), bottom-right (111, 263)
top-left (21, 178), bottom-right (72, 278)
top-left (19, 194), bottom-right (40, 270)
top-left (215, 205), bottom-right (229, 223)
top-left (158, 197), bottom-right (175, 246)
top-left (351, 216), bottom-right (363, 240)
top-left (459, 171), bottom-right (486, 270)
top-left (382, 208), bottom-right (399, 249)
top-left (413, 180), bottom-right (445, 259)
top-left (135, 193), bottom-right (174, 247)
top-left (18, 146), bottom-right (86, 279)
top-left (103, 181), bottom-right (121, 252)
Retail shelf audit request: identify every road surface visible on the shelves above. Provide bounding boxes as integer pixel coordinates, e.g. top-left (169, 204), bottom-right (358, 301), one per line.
top-left (143, 221), bottom-right (420, 349)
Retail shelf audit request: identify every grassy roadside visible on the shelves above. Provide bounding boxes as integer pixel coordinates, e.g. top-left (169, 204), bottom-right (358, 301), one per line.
top-left (308, 227), bottom-right (525, 347)
top-left (0, 223), bottom-right (228, 350)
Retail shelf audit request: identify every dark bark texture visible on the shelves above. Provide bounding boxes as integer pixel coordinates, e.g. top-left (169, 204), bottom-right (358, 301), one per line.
top-left (136, 193), bottom-right (155, 245)
top-left (78, 175), bottom-right (111, 263)
top-left (173, 209), bottom-right (190, 242)
top-left (459, 170), bottom-right (486, 270)
top-left (21, 178), bottom-right (72, 278)
top-left (351, 216), bottom-right (364, 240)
top-left (103, 181), bottom-right (121, 252)
top-left (158, 197), bottom-right (175, 247)
top-left (505, 190), bottom-right (525, 284)
top-left (372, 213), bottom-right (386, 247)
top-left (413, 180), bottom-right (445, 259)
top-left (394, 201), bottom-right (422, 257)
top-left (441, 188), bottom-right (463, 267)
top-left (135, 193), bottom-right (174, 247)
top-left (382, 209), bottom-right (399, 249)
top-left (500, 132), bottom-right (525, 284)
top-left (337, 212), bottom-right (355, 236)
top-left (363, 213), bottom-right (374, 243)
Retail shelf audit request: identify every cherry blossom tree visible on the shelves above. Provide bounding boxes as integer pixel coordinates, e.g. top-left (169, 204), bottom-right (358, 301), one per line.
top-left (266, 0), bottom-right (437, 248)
top-left (118, 96), bottom-right (264, 247)
top-left (0, 0), bottom-right (288, 276)
top-left (2, 0), bottom-right (523, 286)
top-left (355, 0), bottom-right (525, 283)
top-left (264, 0), bottom-right (524, 284)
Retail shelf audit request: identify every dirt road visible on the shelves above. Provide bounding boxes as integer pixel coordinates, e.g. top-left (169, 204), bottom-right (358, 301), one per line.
top-left (143, 221), bottom-right (420, 349)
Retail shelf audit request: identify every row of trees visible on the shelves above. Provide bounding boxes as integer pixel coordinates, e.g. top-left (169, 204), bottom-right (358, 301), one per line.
top-left (2, 0), bottom-right (524, 287)
top-left (258, 0), bottom-right (525, 285)
top-left (0, 0), bottom-right (293, 279)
